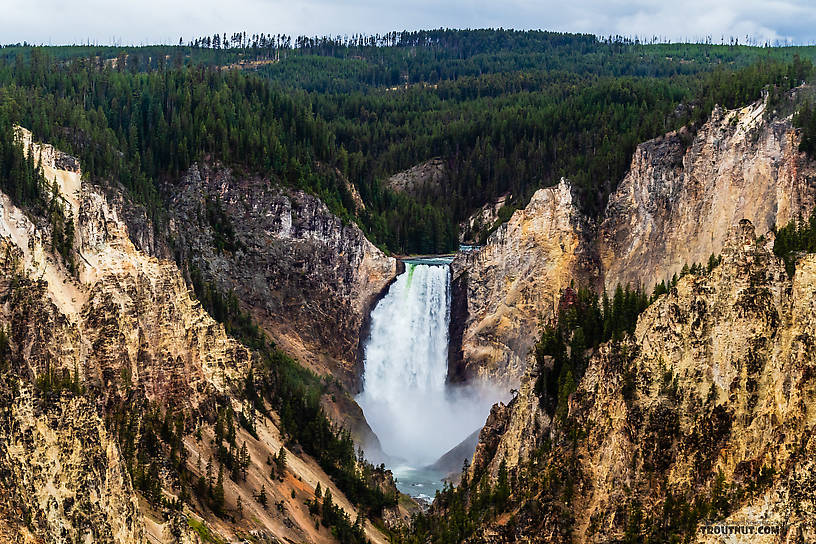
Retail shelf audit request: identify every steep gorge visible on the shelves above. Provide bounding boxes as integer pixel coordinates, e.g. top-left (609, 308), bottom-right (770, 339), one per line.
top-left (163, 163), bottom-right (397, 393)
top-left (0, 129), bottom-right (395, 544)
top-left (103, 159), bottom-right (399, 454)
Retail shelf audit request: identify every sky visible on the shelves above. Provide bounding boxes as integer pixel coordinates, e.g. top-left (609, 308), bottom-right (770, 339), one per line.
top-left (3, 0), bottom-right (816, 47)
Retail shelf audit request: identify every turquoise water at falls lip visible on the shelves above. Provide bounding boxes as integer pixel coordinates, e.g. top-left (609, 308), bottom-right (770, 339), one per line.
top-left (401, 255), bottom-right (455, 266)
top-left (357, 261), bottom-right (500, 503)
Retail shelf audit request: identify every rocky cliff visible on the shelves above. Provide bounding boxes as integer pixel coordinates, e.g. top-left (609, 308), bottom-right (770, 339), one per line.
top-left (452, 95), bottom-right (816, 390)
top-left (459, 192), bottom-right (512, 244)
top-left (0, 384), bottom-right (145, 544)
top-left (165, 163), bottom-right (396, 392)
top-left (450, 179), bottom-right (599, 388)
top-left (0, 129), bottom-right (392, 544)
top-left (601, 97), bottom-right (816, 292)
top-left (385, 157), bottom-right (447, 196)
top-left (465, 221), bottom-right (816, 543)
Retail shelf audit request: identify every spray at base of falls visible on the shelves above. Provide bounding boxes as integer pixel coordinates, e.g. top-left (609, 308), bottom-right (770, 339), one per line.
top-left (357, 260), bottom-right (503, 497)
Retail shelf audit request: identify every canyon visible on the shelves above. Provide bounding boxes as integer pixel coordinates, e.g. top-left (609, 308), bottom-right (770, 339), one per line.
top-left (3, 88), bottom-right (816, 544)
top-left (0, 130), bottom-right (400, 543)
top-left (464, 220), bottom-right (816, 542)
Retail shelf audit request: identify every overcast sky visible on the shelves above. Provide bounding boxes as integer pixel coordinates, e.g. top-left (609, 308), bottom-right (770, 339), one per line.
top-left (3, 0), bottom-right (816, 46)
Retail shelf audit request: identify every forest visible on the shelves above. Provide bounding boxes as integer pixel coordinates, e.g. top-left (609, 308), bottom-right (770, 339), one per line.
top-left (0, 31), bottom-right (814, 253)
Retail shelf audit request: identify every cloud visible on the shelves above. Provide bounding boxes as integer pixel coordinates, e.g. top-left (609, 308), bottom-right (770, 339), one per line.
top-left (2, 0), bottom-right (815, 46)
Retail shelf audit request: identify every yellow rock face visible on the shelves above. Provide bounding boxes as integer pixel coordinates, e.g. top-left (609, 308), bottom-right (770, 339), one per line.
top-left (451, 179), bottom-right (598, 389)
top-left (0, 130), bottom-right (389, 544)
top-left (455, 97), bottom-right (816, 392)
top-left (470, 221), bottom-right (816, 543)
top-left (601, 98), bottom-right (816, 293)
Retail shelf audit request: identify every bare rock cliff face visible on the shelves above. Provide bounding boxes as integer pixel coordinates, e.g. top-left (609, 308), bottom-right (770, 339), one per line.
top-left (0, 387), bottom-right (144, 544)
top-left (450, 179), bottom-right (599, 388)
top-left (0, 162), bottom-right (252, 409)
top-left (166, 164), bottom-right (396, 391)
top-left (468, 363), bottom-right (549, 484)
top-left (601, 99), bottom-right (816, 291)
top-left (0, 130), bottom-right (255, 542)
top-left (385, 157), bottom-right (447, 196)
top-left (469, 221), bottom-right (816, 543)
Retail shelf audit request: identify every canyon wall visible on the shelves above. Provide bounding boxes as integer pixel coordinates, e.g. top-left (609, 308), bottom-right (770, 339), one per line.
top-left (0, 130), bottom-right (392, 544)
top-left (601, 98), bottom-right (816, 292)
top-left (453, 96), bottom-right (816, 390)
top-left (450, 179), bottom-right (599, 388)
top-left (466, 221), bottom-right (816, 542)
top-left (166, 164), bottom-right (397, 392)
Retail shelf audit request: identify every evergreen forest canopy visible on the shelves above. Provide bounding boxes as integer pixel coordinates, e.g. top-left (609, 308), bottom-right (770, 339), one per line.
top-left (1, 29), bottom-right (815, 254)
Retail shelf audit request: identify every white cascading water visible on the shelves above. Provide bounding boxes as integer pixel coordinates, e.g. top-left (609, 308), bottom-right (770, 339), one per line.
top-left (357, 262), bottom-right (498, 472)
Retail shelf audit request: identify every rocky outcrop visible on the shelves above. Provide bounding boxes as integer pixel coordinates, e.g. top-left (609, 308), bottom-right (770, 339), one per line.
top-left (468, 363), bottom-right (550, 484)
top-left (449, 179), bottom-right (599, 388)
top-left (468, 221), bottom-right (816, 542)
top-left (166, 164), bottom-right (396, 391)
top-left (385, 158), bottom-right (447, 196)
top-left (601, 98), bottom-right (816, 292)
top-left (0, 387), bottom-right (145, 543)
top-left (452, 96), bottom-right (816, 390)
top-left (459, 193), bottom-right (511, 244)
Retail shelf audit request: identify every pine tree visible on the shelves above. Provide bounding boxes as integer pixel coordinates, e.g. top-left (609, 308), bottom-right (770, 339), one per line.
top-left (213, 464), bottom-right (225, 513)
top-left (257, 485), bottom-right (268, 508)
top-left (601, 290), bottom-right (612, 340)
top-left (651, 280), bottom-right (667, 301)
top-left (275, 447), bottom-right (286, 476)
top-left (196, 475), bottom-right (206, 498)
top-left (321, 488), bottom-right (334, 527)
top-left (214, 411), bottom-right (224, 446)
top-left (0, 326), bottom-right (9, 370)
top-left (206, 457), bottom-right (213, 492)
top-left (353, 511), bottom-right (365, 539)
top-left (240, 442), bottom-right (249, 481)
top-left (494, 459), bottom-right (510, 510)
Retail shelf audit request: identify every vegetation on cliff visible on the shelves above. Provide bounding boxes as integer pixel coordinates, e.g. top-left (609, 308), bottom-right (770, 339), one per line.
top-left (412, 222), bottom-right (816, 543)
top-left (774, 212), bottom-right (816, 275)
top-left (190, 272), bottom-right (397, 518)
top-left (0, 118), bottom-right (75, 269)
top-left (534, 285), bottom-right (649, 417)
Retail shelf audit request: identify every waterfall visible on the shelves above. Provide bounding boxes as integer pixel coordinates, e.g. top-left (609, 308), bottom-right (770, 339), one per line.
top-left (357, 261), bottom-right (497, 469)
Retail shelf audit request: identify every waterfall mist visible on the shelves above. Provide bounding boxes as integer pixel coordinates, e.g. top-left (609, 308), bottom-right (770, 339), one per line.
top-left (357, 262), bottom-right (504, 468)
